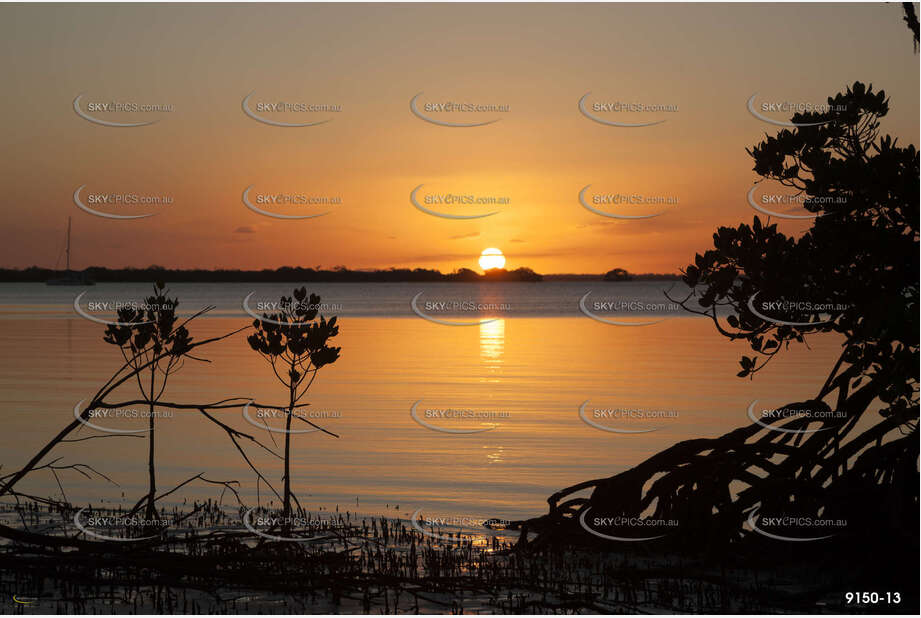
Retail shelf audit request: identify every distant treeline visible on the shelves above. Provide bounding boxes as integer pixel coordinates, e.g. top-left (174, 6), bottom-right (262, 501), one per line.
top-left (0, 266), bottom-right (545, 283)
top-left (0, 266), bottom-right (681, 283)
top-left (546, 272), bottom-right (681, 281)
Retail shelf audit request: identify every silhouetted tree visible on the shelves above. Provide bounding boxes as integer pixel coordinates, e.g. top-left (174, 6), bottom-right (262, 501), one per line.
top-left (510, 267), bottom-right (543, 282)
top-left (247, 287), bottom-right (341, 531)
top-left (603, 268), bottom-right (633, 282)
top-left (450, 267), bottom-right (481, 281)
top-left (479, 267), bottom-right (543, 282)
top-left (1, 288), bottom-right (261, 533)
top-left (515, 82), bottom-right (918, 562)
top-left (102, 282), bottom-right (192, 523)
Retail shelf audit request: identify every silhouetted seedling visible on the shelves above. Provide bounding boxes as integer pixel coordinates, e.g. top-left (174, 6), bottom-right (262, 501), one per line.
top-left (101, 282), bottom-right (191, 523)
top-left (247, 287), bottom-right (341, 532)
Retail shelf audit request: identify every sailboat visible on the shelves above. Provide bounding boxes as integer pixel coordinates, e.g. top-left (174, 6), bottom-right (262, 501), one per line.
top-left (46, 217), bottom-right (94, 286)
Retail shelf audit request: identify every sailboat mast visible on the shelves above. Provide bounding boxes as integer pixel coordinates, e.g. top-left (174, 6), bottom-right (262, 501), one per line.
top-left (66, 216), bottom-right (71, 271)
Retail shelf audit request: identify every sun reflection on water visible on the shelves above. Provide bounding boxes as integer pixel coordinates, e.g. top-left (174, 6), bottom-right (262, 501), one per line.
top-left (484, 444), bottom-right (506, 464)
top-left (479, 318), bottom-right (505, 368)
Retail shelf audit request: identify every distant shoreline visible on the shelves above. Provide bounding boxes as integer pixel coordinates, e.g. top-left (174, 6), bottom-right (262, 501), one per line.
top-left (0, 267), bottom-right (681, 283)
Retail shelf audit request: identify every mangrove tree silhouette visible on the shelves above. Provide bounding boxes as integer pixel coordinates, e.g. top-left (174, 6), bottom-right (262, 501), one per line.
top-left (514, 82), bottom-right (919, 574)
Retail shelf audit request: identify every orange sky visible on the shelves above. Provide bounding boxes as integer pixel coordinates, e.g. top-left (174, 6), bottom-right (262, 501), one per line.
top-left (0, 2), bottom-right (917, 274)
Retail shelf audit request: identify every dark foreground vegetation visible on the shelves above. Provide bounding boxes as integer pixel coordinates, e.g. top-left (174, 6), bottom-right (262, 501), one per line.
top-left (3, 500), bottom-right (911, 615)
top-left (510, 79), bottom-right (919, 611)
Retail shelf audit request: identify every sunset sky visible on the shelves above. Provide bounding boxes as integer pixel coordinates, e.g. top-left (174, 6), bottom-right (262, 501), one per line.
top-left (1, 2), bottom-right (917, 275)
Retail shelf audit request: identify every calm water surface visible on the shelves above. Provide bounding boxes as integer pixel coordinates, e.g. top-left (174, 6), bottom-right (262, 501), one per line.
top-left (0, 282), bottom-right (844, 523)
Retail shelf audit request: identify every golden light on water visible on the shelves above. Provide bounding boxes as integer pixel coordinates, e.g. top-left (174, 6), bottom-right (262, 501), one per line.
top-left (478, 248), bottom-right (506, 271)
top-left (479, 318), bottom-right (505, 368)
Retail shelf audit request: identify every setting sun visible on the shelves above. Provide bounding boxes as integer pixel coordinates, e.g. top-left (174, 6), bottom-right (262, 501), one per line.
top-left (478, 248), bottom-right (506, 271)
